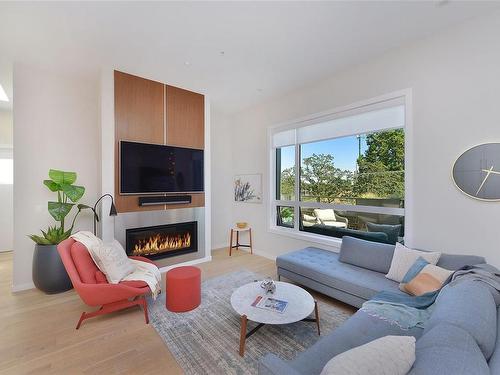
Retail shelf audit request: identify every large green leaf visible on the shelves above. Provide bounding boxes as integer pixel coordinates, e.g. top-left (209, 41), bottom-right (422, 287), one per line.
top-left (48, 201), bottom-right (74, 222)
top-left (49, 169), bottom-right (76, 185)
top-left (43, 180), bottom-right (61, 192)
top-left (61, 184), bottom-right (85, 202)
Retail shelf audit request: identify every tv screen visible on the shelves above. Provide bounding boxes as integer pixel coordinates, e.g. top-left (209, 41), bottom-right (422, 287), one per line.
top-left (120, 141), bottom-right (204, 194)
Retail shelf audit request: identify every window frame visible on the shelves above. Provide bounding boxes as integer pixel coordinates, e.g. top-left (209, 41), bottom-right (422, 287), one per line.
top-left (267, 89), bottom-right (413, 249)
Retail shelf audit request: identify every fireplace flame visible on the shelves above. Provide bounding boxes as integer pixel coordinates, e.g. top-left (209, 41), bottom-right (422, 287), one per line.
top-left (132, 232), bottom-right (191, 256)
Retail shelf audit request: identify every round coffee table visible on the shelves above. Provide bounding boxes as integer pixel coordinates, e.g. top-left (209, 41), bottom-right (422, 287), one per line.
top-left (230, 281), bottom-right (320, 356)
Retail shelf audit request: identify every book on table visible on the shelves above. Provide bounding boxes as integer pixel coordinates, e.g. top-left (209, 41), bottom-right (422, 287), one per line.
top-left (251, 295), bottom-right (288, 313)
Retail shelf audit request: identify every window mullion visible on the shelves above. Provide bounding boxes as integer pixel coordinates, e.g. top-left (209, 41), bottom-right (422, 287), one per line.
top-left (294, 143), bottom-right (300, 231)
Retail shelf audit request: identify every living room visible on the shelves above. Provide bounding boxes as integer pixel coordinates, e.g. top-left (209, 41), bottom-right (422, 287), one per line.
top-left (1, 2), bottom-right (500, 374)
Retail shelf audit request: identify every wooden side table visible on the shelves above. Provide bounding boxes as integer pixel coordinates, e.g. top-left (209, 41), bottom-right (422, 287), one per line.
top-left (229, 227), bottom-right (253, 256)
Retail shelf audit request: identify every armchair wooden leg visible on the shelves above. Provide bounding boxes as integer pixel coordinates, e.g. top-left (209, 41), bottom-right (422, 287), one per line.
top-left (142, 296), bottom-right (149, 324)
top-left (76, 312), bottom-right (86, 330)
top-left (75, 297), bottom-right (149, 329)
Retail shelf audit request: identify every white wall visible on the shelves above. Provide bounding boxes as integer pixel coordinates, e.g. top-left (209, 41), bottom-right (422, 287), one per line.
top-left (210, 108), bottom-right (235, 249)
top-left (13, 64), bottom-right (100, 291)
top-left (0, 110), bottom-right (13, 145)
top-left (212, 13), bottom-right (500, 266)
top-left (0, 109), bottom-right (13, 252)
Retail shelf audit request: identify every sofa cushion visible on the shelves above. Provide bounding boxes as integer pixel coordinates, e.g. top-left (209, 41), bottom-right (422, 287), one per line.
top-left (400, 259), bottom-right (453, 296)
top-left (436, 253), bottom-right (486, 270)
top-left (386, 243), bottom-right (441, 282)
top-left (277, 247), bottom-right (401, 301)
top-left (339, 236), bottom-right (395, 274)
top-left (71, 242), bottom-right (100, 284)
top-left (366, 222), bottom-right (401, 245)
top-left (320, 335), bottom-right (415, 375)
top-left (487, 307), bottom-right (500, 373)
top-left (409, 323), bottom-right (489, 375)
top-left (313, 209), bottom-right (337, 222)
top-left (425, 280), bottom-right (497, 360)
top-left (289, 310), bottom-right (424, 375)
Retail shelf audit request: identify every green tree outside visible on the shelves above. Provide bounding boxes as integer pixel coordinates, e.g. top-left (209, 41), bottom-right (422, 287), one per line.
top-left (278, 129), bottom-right (404, 203)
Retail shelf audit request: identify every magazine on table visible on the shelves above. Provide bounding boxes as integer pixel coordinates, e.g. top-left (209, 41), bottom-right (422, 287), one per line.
top-left (251, 295), bottom-right (288, 313)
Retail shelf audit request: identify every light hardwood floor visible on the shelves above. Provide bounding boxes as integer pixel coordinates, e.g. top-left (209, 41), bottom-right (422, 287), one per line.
top-left (0, 248), bottom-right (354, 375)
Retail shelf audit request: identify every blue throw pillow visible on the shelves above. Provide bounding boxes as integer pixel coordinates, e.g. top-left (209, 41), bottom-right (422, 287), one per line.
top-left (401, 257), bottom-right (429, 284)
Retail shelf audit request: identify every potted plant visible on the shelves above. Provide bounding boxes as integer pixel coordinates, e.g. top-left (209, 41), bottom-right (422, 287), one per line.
top-left (29, 169), bottom-right (91, 294)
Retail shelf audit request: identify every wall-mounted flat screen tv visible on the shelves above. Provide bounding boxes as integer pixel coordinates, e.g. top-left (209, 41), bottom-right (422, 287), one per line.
top-left (120, 141), bottom-right (204, 194)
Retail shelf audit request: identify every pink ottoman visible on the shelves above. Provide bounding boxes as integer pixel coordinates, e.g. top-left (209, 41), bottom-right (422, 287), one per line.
top-left (166, 266), bottom-right (201, 312)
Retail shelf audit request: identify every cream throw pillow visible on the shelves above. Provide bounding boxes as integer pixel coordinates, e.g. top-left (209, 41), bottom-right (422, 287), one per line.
top-left (386, 243), bottom-right (441, 282)
top-left (320, 336), bottom-right (416, 375)
top-left (92, 240), bottom-right (135, 284)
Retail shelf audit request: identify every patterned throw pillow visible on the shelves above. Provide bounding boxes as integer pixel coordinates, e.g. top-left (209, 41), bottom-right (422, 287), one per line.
top-left (399, 257), bottom-right (453, 296)
top-left (320, 335), bottom-right (416, 375)
top-left (385, 243), bottom-right (441, 282)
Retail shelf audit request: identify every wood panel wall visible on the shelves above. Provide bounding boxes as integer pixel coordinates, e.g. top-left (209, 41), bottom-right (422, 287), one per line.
top-left (114, 71), bottom-right (205, 213)
top-left (166, 85), bottom-right (205, 149)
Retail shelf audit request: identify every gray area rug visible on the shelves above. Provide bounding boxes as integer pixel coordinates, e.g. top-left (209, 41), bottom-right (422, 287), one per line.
top-left (147, 270), bottom-right (352, 375)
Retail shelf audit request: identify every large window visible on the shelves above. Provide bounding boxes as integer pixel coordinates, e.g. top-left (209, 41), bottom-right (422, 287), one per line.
top-left (0, 148), bottom-right (13, 185)
top-left (271, 96), bottom-right (407, 245)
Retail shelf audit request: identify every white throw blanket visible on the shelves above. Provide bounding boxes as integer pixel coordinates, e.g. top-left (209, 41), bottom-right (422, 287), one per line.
top-left (70, 231), bottom-right (161, 299)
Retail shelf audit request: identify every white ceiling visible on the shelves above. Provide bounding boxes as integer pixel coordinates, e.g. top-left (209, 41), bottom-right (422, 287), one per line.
top-left (0, 1), bottom-right (499, 113)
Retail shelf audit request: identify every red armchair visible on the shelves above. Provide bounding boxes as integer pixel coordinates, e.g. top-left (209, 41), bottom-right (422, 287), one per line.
top-left (57, 238), bottom-right (157, 329)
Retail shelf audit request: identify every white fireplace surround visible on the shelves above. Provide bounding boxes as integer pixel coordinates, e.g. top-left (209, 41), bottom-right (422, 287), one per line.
top-left (99, 68), bottom-right (212, 272)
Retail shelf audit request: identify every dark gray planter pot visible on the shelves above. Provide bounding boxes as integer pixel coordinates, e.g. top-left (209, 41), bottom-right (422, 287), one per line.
top-left (32, 244), bottom-right (73, 294)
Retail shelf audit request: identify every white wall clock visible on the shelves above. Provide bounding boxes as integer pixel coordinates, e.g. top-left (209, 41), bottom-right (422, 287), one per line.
top-left (452, 143), bottom-right (500, 201)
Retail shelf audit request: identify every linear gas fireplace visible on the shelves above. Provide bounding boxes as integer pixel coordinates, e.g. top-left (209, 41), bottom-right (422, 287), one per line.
top-left (125, 221), bottom-right (198, 260)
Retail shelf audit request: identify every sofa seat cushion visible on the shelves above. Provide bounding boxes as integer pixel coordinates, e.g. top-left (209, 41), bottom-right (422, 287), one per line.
top-left (487, 307), bottom-right (500, 373)
top-left (425, 280), bottom-right (497, 360)
top-left (290, 310), bottom-right (424, 375)
top-left (277, 247), bottom-right (401, 301)
top-left (71, 242), bottom-right (100, 284)
top-left (339, 236), bottom-right (395, 274)
top-left (409, 323), bottom-right (489, 375)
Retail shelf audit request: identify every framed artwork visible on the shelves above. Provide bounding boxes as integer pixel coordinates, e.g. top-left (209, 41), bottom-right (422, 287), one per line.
top-left (234, 174), bottom-right (262, 203)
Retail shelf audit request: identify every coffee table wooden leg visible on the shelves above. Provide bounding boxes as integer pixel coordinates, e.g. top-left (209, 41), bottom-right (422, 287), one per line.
top-left (239, 314), bottom-right (248, 356)
top-left (314, 300), bottom-right (320, 336)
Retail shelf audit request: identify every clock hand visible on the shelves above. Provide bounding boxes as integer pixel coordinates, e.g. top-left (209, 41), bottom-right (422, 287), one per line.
top-left (482, 169), bottom-right (500, 175)
top-left (477, 166), bottom-right (494, 195)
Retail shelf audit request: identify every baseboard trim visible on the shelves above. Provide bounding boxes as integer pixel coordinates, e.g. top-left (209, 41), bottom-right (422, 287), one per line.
top-left (212, 244), bottom-right (227, 251)
top-left (12, 281), bottom-right (36, 293)
top-left (252, 249), bottom-right (277, 261)
top-left (158, 255), bottom-right (212, 273)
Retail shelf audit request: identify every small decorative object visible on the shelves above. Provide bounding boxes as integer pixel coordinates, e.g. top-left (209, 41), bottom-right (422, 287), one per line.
top-left (91, 193), bottom-right (118, 235)
top-left (29, 169), bottom-right (92, 294)
top-left (260, 277), bottom-right (276, 294)
top-left (236, 222), bottom-right (247, 229)
top-left (452, 143), bottom-right (500, 201)
top-left (234, 174), bottom-right (262, 203)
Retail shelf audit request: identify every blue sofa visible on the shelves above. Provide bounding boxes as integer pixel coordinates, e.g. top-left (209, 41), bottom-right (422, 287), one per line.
top-left (259, 237), bottom-right (497, 375)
